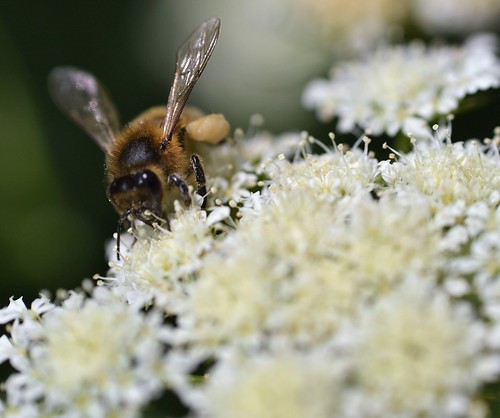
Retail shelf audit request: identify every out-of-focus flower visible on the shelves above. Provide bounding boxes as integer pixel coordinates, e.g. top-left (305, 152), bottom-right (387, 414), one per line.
top-left (303, 34), bottom-right (500, 138)
top-left (197, 351), bottom-right (346, 418)
top-left (169, 191), bottom-right (441, 353)
top-left (413, 0), bottom-right (500, 35)
top-left (290, 0), bottom-right (408, 51)
top-left (343, 278), bottom-right (496, 418)
top-left (175, 188), bottom-right (347, 349)
top-left (0, 288), bottom-right (168, 418)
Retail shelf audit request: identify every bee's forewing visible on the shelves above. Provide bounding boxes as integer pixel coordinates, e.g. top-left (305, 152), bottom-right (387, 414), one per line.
top-left (48, 66), bottom-right (120, 152)
top-left (161, 17), bottom-right (220, 150)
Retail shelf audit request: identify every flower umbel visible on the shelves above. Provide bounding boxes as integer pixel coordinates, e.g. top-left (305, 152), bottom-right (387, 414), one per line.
top-left (106, 205), bottom-right (229, 311)
top-left (198, 351), bottom-right (345, 418)
top-left (303, 34), bottom-right (500, 138)
top-left (345, 279), bottom-right (495, 418)
top-left (0, 288), bottom-right (167, 418)
top-left (2, 126), bottom-right (500, 417)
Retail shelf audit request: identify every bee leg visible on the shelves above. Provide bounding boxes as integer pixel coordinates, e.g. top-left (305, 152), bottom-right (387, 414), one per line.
top-left (168, 173), bottom-right (192, 207)
top-left (190, 154), bottom-right (207, 208)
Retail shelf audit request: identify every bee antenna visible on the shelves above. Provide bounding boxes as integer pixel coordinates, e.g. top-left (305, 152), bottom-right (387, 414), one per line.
top-left (159, 136), bottom-right (172, 151)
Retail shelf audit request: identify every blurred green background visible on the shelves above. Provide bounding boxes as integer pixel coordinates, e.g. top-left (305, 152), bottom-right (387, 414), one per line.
top-left (0, 0), bottom-right (499, 306)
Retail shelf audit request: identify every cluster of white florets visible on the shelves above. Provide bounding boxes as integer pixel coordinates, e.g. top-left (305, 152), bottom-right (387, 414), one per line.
top-left (162, 129), bottom-right (499, 418)
top-left (4, 122), bottom-right (499, 417)
top-left (303, 34), bottom-right (500, 138)
top-left (0, 288), bottom-right (169, 417)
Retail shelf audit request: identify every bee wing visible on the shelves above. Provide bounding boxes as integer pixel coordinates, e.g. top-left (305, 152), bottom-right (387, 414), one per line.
top-left (48, 66), bottom-right (120, 153)
top-left (160, 17), bottom-right (221, 150)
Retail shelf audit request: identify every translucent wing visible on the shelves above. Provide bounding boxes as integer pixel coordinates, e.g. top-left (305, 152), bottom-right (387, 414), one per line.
top-left (48, 66), bottom-right (120, 152)
top-left (160, 17), bottom-right (221, 150)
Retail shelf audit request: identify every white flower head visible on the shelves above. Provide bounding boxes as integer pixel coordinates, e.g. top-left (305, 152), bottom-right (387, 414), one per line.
top-left (197, 350), bottom-right (345, 418)
top-left (303, 34), bottom-right (500, 137)
top-left (0, 288), bottom-right (168, 418)
top-left (176, 188), bottom-right (348, 350)
top-left (107, 206), bottom-right (229, 311)
top-left (3, 110), bottom-right (499, 418)
top-left (172, 189), bottom-right (442, 353)
top-left (331, 193), bottom-right (442, 292)
top-left (385, 138), bottom-right (500, 210)
top-left (204, 130), bottom-right (301, 205)
top-left (345, 278), bottom-right (494, 418)
top-left (266, 141), bottom-right (379, 204)
top-left (0, 296), bottom-right (56, 373)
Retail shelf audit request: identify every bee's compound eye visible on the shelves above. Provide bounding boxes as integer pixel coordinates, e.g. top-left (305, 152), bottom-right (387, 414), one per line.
top-left (137, 170), bottom-right (162, 196)
top-left (109, 176), bottom-right (134, 195)
top-left (109, 170), bottom-right (162, 198)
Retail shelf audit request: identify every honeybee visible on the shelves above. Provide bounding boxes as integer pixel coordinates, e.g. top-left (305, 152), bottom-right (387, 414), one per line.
top-left (48, 17), bottom-right (229, 257)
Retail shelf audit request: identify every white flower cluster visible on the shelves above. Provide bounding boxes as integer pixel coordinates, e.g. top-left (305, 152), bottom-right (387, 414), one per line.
top-left (303, 34), bottom-right (500, 138)
top-left (0, 288), bottom-right (168, 417)
top-left (1, 126), bottom-right (500, 417)
top-left (174, 128), bottom-right (500, 418)
top-left (106, 204), bottom-right (230, 311)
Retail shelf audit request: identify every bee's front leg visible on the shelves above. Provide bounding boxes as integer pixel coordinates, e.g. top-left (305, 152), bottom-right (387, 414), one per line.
top-left (168, 174), bottom-right (191, 207)
top-left (190, 154), bottom-right (207, 208)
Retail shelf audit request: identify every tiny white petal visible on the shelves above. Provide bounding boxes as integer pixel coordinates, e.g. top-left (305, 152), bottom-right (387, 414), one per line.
top-left (443, 278), bottom-right (470, 297)
top-left (206, 206), bottom-right (230, 226)
top-left (0, 335), bottom-right (14, 365)
top-left (0, 297), bottom-right (28, 324)
top-left (30, 296), bottom-right (55, 318)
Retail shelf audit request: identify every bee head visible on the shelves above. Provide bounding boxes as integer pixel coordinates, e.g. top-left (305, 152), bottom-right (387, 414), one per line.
top-left (109, 169), bottom-right (163, 215)
top-left (109, 170), bottom-right (164, 259)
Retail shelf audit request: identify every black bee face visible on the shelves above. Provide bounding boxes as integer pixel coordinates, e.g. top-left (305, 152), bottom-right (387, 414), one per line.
top-left (109, 169), bottom-right (163, 224)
